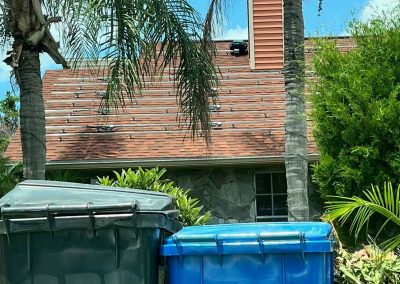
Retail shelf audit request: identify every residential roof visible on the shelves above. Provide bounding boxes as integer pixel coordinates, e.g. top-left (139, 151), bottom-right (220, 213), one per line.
top-left (5, 38), bottom-right (354, 169)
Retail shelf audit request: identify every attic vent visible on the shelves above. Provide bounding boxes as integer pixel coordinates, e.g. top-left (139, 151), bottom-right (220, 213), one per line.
top-left (210, 121), bottom-right (222, 129)
top-left (230, 40), bottom-right (248, 57)
top-left (86, 125), bottom-right (115, 132)
top-left (209, 104), bottom-right (221, 112)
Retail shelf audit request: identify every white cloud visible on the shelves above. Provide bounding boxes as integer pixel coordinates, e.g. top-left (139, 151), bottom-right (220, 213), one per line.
top-left (360, 0), bottom-right (399, 22)
top-left (215, 25), bottom-right (248, 40)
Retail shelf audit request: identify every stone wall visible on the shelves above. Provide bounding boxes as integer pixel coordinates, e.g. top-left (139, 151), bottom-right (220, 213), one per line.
top-left (168, 167), bottom-right (257, 224)
top-left (168, 166), bottom-right (322, 224)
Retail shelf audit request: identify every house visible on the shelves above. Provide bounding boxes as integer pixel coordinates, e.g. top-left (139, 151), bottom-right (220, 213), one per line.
top-left (5, 1), bottom-right (354, 224)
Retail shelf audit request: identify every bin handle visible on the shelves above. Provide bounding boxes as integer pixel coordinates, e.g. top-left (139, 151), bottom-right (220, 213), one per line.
top-left (0, 202), bottom-right (140, 216)
top-left (173, 231), bottom-right (306, 263)
top-left (257, 231), bottom-right (306, 263)
top-left (0, 204), bottom-right (11, 245)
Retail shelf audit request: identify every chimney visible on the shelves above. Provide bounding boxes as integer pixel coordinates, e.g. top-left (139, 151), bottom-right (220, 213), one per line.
top-left (248, 0), bottom-right (284, 70)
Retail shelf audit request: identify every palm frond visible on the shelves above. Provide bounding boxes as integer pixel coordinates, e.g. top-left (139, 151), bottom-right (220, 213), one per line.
top-left (43, 0), bottom-right (222, 140)
top-left (323, 182), bottom-right (400, 251)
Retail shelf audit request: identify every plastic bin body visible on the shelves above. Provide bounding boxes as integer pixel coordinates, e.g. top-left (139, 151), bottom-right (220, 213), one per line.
top-left (0, 180), bottom-right (181, 284)
top-left (161, 223), bottom-right (334, 284)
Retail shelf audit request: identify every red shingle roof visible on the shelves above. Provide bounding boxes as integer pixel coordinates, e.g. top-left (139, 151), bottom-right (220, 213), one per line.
top-left (5, 39), bottom-right (354, 168)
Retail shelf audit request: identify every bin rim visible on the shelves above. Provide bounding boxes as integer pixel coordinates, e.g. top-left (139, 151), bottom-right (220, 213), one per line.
top-left (0, 180), bottom-right (183, 235)
top-left (160, 222), bottom-right (334, 256)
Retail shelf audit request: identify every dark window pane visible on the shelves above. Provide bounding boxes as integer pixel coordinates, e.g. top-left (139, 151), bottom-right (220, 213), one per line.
top-left (273, 173), bottom-right (287, 194)
top-left (256, 217), bottom-right (288, 222)
top-left (256, 195), bottom-right (272, 216)
top-left (273, 195), bottom-right (288, 216)
top-left (270, 217), bottom-right (288, 222)
top-left (255, 173), bottom-right (271, 194)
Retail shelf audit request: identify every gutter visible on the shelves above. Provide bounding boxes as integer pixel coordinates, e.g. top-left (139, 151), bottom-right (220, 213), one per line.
top-left (46, 154), bottom-right (320, 170)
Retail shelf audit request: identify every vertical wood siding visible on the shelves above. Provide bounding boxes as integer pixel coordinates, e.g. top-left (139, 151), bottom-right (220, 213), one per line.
top-left (249, 0), bottom-right (284, 70)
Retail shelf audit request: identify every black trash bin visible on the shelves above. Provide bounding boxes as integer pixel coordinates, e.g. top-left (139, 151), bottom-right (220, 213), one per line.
top-left (0, 180), bottom-right (181, 284)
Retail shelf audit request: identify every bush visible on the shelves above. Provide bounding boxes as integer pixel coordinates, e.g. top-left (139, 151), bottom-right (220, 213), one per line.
top-left (97, 167), bottom-right (211, 226)
top-left (323, 182), bottom-right (400, 251)
top-left (0, 158), bottom-right (22, 196)
top-left (335, 244), bottom-right (400, 284)
top-left (310, 8), bottom-right (400, 198)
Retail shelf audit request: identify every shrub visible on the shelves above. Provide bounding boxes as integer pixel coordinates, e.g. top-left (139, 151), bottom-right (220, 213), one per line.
top-left (335, 244), bottom-right (400, 284)
top-left (323, 182), bottom-right (400, 251)
top-left (0, 158), bottom-right (22, 196)
top-left (97, 167), bottom-right (211, 226)
top-left (310, 8), bottom-right (400, 198)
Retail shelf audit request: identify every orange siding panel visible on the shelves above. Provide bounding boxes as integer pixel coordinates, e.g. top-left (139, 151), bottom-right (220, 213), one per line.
top-left (249, 0), bottom-right (284, 70)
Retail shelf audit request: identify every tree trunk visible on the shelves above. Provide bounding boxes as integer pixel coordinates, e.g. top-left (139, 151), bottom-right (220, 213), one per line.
top-left (283, 0), bottom-right (309, 221)
top-left (16, 49), bottom-right (46, 180)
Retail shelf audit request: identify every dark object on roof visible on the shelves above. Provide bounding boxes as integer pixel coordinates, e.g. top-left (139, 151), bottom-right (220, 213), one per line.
top-left (86, 125), bottom-right (115, 132)
top-left (230, 40), bottom-right (248, 56)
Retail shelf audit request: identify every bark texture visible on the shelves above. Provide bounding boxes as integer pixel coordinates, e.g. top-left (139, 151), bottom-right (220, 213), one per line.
top-left (283, 0), bottom-right (309, 221)
top-left (17, 49), bottom-right (46, 180)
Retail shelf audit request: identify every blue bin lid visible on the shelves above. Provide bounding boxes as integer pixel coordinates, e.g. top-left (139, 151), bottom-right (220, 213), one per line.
top-left (160, 222), bottom-right (334, 256)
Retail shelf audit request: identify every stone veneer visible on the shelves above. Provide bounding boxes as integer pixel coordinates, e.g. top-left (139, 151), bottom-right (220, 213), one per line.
top-left (168, 167), bottom-right (259, 224)
top-left (168, 166), bottom-right (321, 224)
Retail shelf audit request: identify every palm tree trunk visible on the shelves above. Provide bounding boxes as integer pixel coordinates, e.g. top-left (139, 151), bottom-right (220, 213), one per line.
top-left (16, 49), bottom-right (46, 180)
top-left (283, 0), bottom-right (309, 221)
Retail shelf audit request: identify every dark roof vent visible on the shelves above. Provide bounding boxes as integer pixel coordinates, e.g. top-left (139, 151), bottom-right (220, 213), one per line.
top-left (229, 40), bottom-right (248, 57)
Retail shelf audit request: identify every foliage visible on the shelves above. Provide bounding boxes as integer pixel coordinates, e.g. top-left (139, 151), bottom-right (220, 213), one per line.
top-left (335, 244), bottom-right (400, 284)
top-left (0, 92), bottom-right (19, 132)
top-left (0, 157), bottom-right (22, 196)
top-left (97, 167), bottom-right (211, 226)
top-left (5, 0), bottom-right (224, 139)
top-left (323, 182), bottom-right (400, 251)
top-left (0, 92), bottom-right (19, 154)
top-left (46, 169), bottom-right (87, 183)
top-left (310, 8), bottom-right (400, 198)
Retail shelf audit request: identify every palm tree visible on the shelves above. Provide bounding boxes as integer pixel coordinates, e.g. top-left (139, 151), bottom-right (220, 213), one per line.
top-left (0, 0), bottom-right (222, 179)
top-left (323, 182), bottom-right (400, 252)
top-left (283, 0), bottom-right (309, 221)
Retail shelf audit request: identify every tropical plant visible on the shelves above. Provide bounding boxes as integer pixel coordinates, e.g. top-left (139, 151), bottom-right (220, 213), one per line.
top-left (46, 169), bottom-right (87, 183)
top-left (323, 182), bottom-right (400, 252)
top-left (310, 7), bottom-right (400, 198)
top-left (283, 0), bottom-right (309, 221)
top-left (0, 157), bottom-right (22, 196)
top-left (0, 91), bottom-right (19, 154)
top-left (335, 244), bottom-right (400, 284)
top-left (97, 167), bottom-right (211, 226)
top-left (0, 0), bottom-right (225, 180)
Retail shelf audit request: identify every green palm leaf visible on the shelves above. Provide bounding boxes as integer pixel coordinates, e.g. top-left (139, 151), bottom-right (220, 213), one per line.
top-left (323, 182), bottom-right (400, 251)
top-left (38, 0), bottom-right (225, 140)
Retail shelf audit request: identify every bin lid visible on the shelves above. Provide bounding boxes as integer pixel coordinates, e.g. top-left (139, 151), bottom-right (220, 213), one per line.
top-left (160, 222), bottom-right (334, 256)
top-left (0, 180), bottom-right (173, 211)
top-left (0, 180), bottom-right (181, 234)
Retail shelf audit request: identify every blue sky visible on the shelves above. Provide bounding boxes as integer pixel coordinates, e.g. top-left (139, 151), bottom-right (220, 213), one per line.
top-left (0, 0), bottom-right (396, 98)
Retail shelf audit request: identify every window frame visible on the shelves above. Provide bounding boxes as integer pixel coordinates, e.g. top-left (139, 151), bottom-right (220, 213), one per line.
top-left (254, 171), bottom-right (288, 222)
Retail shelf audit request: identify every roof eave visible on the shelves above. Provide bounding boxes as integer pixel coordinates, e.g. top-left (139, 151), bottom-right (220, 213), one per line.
top-left (46, 154), bottom-right (320, 170)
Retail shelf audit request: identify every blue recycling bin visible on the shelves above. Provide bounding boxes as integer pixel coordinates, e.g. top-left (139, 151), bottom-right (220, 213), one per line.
top-left (160, 222), bottom-right (334, 284)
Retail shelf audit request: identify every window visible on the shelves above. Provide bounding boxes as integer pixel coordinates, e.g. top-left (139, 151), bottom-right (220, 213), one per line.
top-left (255, 172), bottom-right (288, 222)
